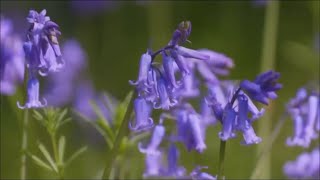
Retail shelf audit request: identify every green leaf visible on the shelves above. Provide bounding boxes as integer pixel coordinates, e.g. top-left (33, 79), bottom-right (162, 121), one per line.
top-left (38, 143), bottom-right (58, 173)
top-left (58, 136), bottom-right (66, 164)
top-left (33, 110), bottom-right (43, 120)
top-left (114, 91), bottom-right (133, 132)
top-left (56, 109), bottom-right (68, 125)
top-left (30, 154), bottom-right (54, 172)
top-left (96, 118), bottom-right (115, 141)
top-left (65, 146), bottom-right (87, 167)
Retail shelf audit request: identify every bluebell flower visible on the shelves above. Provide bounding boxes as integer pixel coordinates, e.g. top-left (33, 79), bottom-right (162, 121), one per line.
top-left (17, 74), bottom-right (47, 109)
top-left (153, 75), bottom-right (178, 110)
top-left (162, 51), bottom-right (180, 88)
top-left (190, 166), bottom-right (217, 180)
top-left (286, 88), bottom-right (319, 148)
top-left (25, 9), bottom-right (64, 76)
top-left (283, 147), bottom-right (320, 179)
top-left (200, 98), bottom-right (218, 126)
top-left (170, 49), bottom-right (190, 77)
top-left (240, 70), bottom-right (282, 105)
top-left (130, 96), bottom-right (154, 132)
top-left (139, 124), bottom-right (165, 155)
top-left (219, 103), bottom-right (237, 141)
top-left (129, 52), bottom-right (152, 94)
top-left (143, 152), bottom-right (165, 178)
top-left (166, 143), bottom-right (186, 177)
top-left (0, 17), bottom-right (25, 95)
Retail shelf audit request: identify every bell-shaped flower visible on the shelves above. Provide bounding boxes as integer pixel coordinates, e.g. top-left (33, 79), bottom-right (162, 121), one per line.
top-left (188, 113), bottom-right (207, 153)
top-left (240, 70), bottom-right (282, 105)
top-left (303, 95), bottom-right (319, 142)
top-left (162, 52), bottom-right (179, 88)
top-left (170, 49), bottom-right (190, 76)
top-left (200, 98), bottom-right (217, 126)
top-left (174, 46), bottom-right (210, 61)
top-left (205, 91), bottom-right (223, 121)
top-left (17, 75), bottom-right (47, 109)
top-left (176, 67), bottom-right (200, 98)
top-left (129, 52), bottom-right (152, 93)
top-left (166, 143), bottom-right (186, 177)
top-left (219, 103), bottom-right (236, 141)
top-left (154, 76), bottom-right (178, 110)
top-left (286, 108), bottom-right (306, 147)
top-left (139, 124), bottom-right (165, 155)
top-left (130, 96), bottom-right (154, 132)
top-left (143, 152), bottom-right (165, 178)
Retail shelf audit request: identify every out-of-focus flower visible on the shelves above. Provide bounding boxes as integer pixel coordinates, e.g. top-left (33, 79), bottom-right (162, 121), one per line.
top-left (283, 147), bottom-right (320, 179)
top-left (240, 70), bottom-right (282, 105)
top-left (143, 152), bottom-right (165, 178)
top-left (139, 124), bottom-right (165, 155)
top-left (0, 16), bottom-right (25, 95)
top-left (190, 166), bottom-right (217, 180)
top-left (286, 88), bottom-right (319, 148)
top-left (165, 143), bottom-right (186, 177)
top-left (44, 39), bottom-right (87, 106)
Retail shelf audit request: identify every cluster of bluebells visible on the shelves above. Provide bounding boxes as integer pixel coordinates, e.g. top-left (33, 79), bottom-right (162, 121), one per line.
top-left (283, 86), bottom-right (320, 179)
top-left (0, 16), bottom-right (25, 95)
top-left (16, 9), bottom-right (65, 109)
top-left (129, 21), bottom-right (282, 179)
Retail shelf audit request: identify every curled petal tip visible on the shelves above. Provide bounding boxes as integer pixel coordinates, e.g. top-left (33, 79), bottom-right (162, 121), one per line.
top-left (17, 101), bottom-right (26, 109)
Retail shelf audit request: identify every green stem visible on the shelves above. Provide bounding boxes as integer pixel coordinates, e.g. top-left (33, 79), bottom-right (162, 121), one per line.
top-left (50, 133), bottom-right (64, 179)
top-left (256, 1), bottom-right (280, 179)
top-left (101, 91), bottom-right (135, 179)
top-left (217, 140), bottom-right (226, 180)
top-left (20, 109), bottom-right (29, 180)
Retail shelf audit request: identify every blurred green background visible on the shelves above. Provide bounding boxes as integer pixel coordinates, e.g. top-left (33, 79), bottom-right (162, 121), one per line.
top-left (1, 1), bottom-right (319, 179)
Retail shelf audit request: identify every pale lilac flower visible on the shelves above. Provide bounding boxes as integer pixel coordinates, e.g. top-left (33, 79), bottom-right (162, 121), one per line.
top-left (166, 143), bottom-right (186, 177)
top-left (130, 96), bottom-right (154, 132)
top-left (143, 152), bottom-right (165, 178)
top-left (283, 147), bottom-right (320, 179)
top-left (0, 16), bottom-right (25, 95)
top-left (240, 70), bottom-right (282, 105)
top-left (139, 124), bottom-right (165, 155)
top-left (219, 103), bottom-right (237, 141)
top-left (162, 51), bottom-right (179, 88)
top-left (153, 76), bottom-right (178, 110)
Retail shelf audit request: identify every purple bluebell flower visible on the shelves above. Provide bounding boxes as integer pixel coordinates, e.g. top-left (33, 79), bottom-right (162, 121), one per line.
top-left (219, 103), bottom-right (237, 141)
top-left (174, 46), bottom-right (210, 61)
top-left (143, 152), bottom-right (165, 178)
top-left (0, 17), bottom-right (25, 95)
top-left (17, 74), bottom-right (47, 109)
top-left (139, 124), bottom-right (165, 155)
top-left (44, 40), bottom-right (87, 106)
top-left (286, 88), bottom-right (319, 147)
top-left (240, 70), bottom-right (282, 105)
top-left (205, 91), bottom-right (224, 121)
top-left (200, 98), bottom-right (217, 126)
top-left (283, 147), bottom-right (320, 179)
top-left (188, 113), bottom-right (207, 153)
top-left (176, 67), bottom-right (200, 98)
top-left (154, 75), bottom-right (178, 110)
top-left (170, 49), bottom-right (190, 77)
top-left (25, 9), bottom-right (64, 76)
top-left (129, 52), bottom-right (152, 94)
top-left (166, 143), bottom-right (186, 177)
top-left (130, 96), bottom-right (154, 132)
top-left (162, 52), bottom-right (180, 88)
top-left (190, 166), bottom-right (217, 180)
top-left (73, 80), bottom-right (97, 119)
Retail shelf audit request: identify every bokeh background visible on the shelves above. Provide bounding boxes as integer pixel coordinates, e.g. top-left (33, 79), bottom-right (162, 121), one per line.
top-left (1, 0), bottom-right (319, 179)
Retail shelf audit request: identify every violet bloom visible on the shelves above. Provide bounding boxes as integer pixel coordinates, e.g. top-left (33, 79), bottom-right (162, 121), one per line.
top-left (130, 96), bottom-right (154, 132)
top-left (286, 88), bottom-right (319, 148)
top-left (166, 143), bottom-right (186, 177)
top-left (25, 9), bottom-right (64, 76)
top-left (219, 103), bottom-right (237, 141)
top-left (129, 53), bottom-right (152, 94)
top-left (283, 147), bottom-right (320, 179)
top-left (153, 75), bottom-right (178, 110)
top-left (162, 51), bottom-right (180, 88)
top-left (0, 17), bottom-right (25, 95)
top-left (17, 74), bottom-right (47, 109)
top-left (139, 124), bottom-right (165, 155)
top-left (177, 64), bottom-right (200, 98)
top-left (240, 70), bottom-right (282, 105)
top-left (143, 152), bottom-right (165, 178)
top-left (190, 166), bottom-right (217, 180)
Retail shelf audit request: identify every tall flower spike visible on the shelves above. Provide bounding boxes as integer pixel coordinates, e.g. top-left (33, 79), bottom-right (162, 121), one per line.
top-left (25, 9), bottom-right (64, 76)
top-left (17, 75), bottom-right (47, 109)
top-left (130, 96), bottom-right (154, 132)
top-left (139, 124), bottom-right (165, 155)
top-left (240, 70), bottom-right (282, 105)
top-left (218, 103), bottom-right (236, 141)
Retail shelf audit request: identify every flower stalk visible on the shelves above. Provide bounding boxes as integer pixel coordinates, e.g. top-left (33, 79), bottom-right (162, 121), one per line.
top-left (20, 109), bottom-right (29, 180)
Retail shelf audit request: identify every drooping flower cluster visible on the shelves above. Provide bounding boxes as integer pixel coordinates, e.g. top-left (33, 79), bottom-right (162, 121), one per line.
top-left (286, 88), bottom-right (320, 148)
top-left (283, 147), bottom-right (320, 179)
top-left (0, 16), bottom-right (25, 95)
top-left (17, 9), bottom-right (64, 109)
top-left (128, 20), bottom-right (283, 179)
